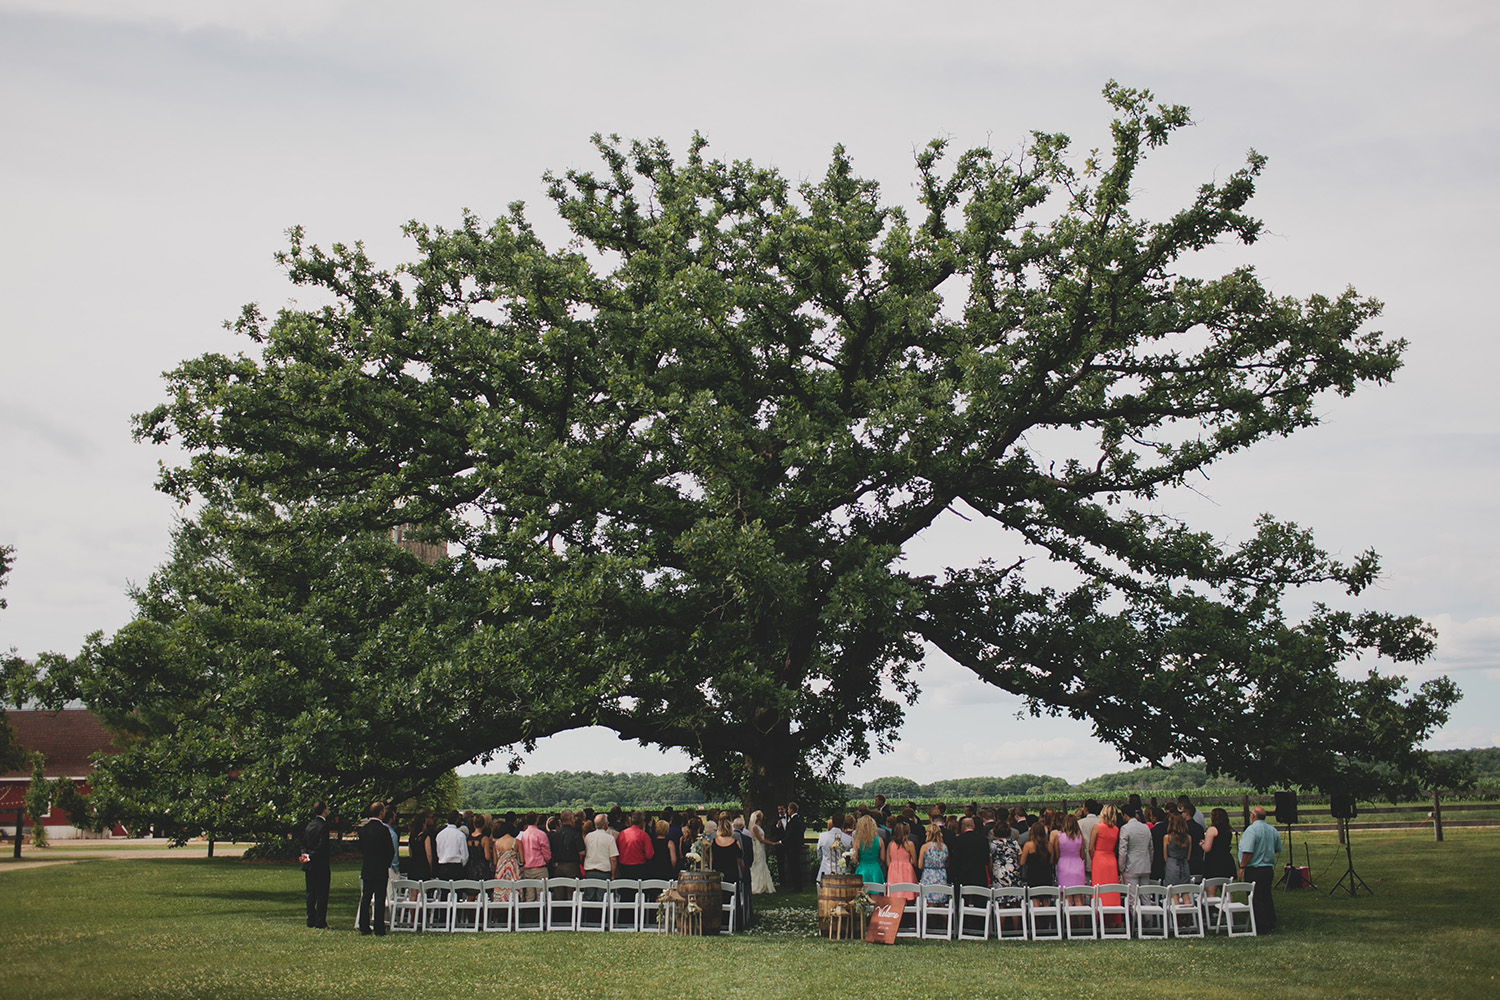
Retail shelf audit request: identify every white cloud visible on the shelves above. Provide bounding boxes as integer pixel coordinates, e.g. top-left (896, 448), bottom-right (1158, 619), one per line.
top-left (1426, 615), bottom-right (1500, 681)
top-left (0, 0), bottom-right (352, 37)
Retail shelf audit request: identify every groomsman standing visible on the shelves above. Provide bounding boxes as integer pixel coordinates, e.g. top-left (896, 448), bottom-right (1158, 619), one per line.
top-left (357, 801), bottom-right (396, 936)
top-left (301, 801), bottom-right (330, 929)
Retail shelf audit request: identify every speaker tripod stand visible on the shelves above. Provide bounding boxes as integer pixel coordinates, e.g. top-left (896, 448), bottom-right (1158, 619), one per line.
top-left (1274, 825), bottom-right (1315, 890)
top-left (1330, 817), bottom-right (1371, 897)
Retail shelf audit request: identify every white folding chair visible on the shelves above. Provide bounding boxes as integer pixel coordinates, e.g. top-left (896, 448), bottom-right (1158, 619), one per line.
top-left (1217, 881), bottom-right (1258, 936)
top-left (720, 882), bottom-right (740, 934)
top-left (993, 887), bottom-right (1028, 940)
top-left (576, 878), bottom-right (610, 930)
top-left (1133, 885), bottom-right (1170, 939)
top-left (887, 883), bottom-right (922, 938)
top-left (1169, 883), bottom-right (1205, 938)
top-left (544, 877), bottom-right (579, 931)
top-left (481, 880), bottom-right (515, 931)
top-left (956, 886), bottom-right (993, 941)
top-left (864, 881), bottom-right (886, 895)
top-left (389, 878), bottom-right (423, 932)
top-left (1094, 883), bottom-right (1131, 940)
top-left (639, 878), bottom-right (671, 932)
top-left (421, 880), bottom-right (455, 932)
top-left (608, 879), bottom-right (643, 932)
top-left (1062, 884), bottom-right (1098, 940)
top-left (920, 884), bottom-right (957, 940)
top-left (513, 878), bottom-right (547, 931)
top-left (450, 879), bottom-right (484, 931)
top-left (1200, 877), bottom-right (1231, 932)
top-left (1026, 886), bottom-right (1063, 941)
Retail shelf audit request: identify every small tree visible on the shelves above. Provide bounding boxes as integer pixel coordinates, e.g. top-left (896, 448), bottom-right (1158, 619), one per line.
top-left (25, 757), bottom-right (51, 847)
top-left (52, 777), bottom-right (96, 834)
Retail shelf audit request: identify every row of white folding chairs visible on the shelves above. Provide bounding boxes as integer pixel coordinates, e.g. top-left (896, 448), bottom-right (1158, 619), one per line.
top-left (388, 877), bottom-right (744, 934)
top-left (869, 880), bottom-right (1256, 941)
top-left (389, 877), bottom-right (677, 933)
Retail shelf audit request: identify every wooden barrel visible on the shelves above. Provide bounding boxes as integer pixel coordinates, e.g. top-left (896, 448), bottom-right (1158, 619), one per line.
top-left (817, 873), bottom-right (867, 939)
top-left (674, 870), bottom-right (724, 935)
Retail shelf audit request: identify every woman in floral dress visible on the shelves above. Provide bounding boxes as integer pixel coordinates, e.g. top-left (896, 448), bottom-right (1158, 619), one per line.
top-left (988, 814), bottom-right (1021, 887)
top-left (491, 819), bottom-right (521, 901)
top-left (917, 823), bottom-right (950, 903)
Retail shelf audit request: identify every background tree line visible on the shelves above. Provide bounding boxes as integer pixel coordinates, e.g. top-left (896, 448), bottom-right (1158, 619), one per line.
top-left (461, 770), bottom-right (711, 812)
top-left (459, 749), bottom-right (1500, 812)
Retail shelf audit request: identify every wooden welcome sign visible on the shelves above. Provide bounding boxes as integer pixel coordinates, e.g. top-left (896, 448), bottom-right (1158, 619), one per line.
top-left (865, 895), bottom-right (906, 944)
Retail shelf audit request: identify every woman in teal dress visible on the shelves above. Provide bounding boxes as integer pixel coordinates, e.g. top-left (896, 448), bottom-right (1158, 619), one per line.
top-left (851, 814), bottom-right (884, 890)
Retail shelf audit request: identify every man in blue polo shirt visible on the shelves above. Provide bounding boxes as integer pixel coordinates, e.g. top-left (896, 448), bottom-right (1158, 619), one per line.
top-left (1239, 805), bottom-right (1282, 933)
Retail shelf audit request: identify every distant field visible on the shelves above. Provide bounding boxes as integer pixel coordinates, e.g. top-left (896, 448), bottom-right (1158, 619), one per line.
top-left (2, 828), bottom-right (1496, 1000)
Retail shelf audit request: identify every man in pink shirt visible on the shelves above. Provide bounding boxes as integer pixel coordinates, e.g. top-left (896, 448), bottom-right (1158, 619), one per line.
top-left (518, 812), bottom-right (552, 901)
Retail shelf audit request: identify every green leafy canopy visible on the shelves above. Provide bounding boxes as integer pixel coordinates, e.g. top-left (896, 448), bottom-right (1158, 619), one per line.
top-left (65, 83), bottom-right (1457, 821)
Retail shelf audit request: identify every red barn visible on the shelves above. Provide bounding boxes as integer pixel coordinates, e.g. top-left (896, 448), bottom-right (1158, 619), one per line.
top-left (1, 709), bottom-right (123, 839)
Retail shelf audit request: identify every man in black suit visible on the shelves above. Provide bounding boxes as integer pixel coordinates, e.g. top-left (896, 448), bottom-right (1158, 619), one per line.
top-left (949, 817), bottom-right (990, 889)
top-left (949, 817), bottom-right (990, 937)
top-left (357, 801), bottom-right (396, 936)
top-left (1150, 806), bottom-right (1169, 884)
top-left (302, 801), bottom-right (331, 928)
top-left (782, 801), bottom-right (805, 891)
top-left (1181, 801), bottom-right (1206, 878)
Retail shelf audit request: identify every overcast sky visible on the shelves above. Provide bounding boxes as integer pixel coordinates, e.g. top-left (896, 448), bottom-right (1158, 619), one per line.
top-left (2, 1), bottom-right (1496, 786)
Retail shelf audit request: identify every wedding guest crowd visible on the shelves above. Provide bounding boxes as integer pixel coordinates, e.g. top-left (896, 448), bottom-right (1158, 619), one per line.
top-left (803, 796), bottom-right (1249, 908)
top-left (305, 792), bottom-right (1270, 933)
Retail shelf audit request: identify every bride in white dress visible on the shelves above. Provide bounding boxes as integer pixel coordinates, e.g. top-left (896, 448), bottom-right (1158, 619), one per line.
top-left (748, 810), bottom-right (776, 894)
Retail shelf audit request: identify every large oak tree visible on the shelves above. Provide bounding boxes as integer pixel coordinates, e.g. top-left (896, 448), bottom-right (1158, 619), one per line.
top-left (72, 85), bottom-right (1459, 819)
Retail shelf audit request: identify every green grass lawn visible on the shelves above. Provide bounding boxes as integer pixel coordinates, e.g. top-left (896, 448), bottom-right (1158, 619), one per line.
top-left (3, 828), bottom-right (1496, 1000)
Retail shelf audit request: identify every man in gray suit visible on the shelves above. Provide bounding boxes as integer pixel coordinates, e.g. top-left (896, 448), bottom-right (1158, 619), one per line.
top-left (1116, 803), bottom-right (1154, 891)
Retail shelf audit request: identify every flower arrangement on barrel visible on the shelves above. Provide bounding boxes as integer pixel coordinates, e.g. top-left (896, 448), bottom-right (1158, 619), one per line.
top-left (659, 830), bottom-right (724, 935)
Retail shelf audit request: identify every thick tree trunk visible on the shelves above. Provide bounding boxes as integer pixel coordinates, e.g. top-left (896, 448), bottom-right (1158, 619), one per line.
top-left (742, 752), bottom-right (799, 821)
top-left (740, 720), bottom-right (799, 821)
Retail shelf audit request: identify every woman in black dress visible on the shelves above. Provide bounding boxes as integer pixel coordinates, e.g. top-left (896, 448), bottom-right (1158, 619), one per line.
top-left (406, 814), bottom-right (430, 881)
top-left (649, 819), bottom-right (677, 880)
top-left (1019, 821), bottom-right (1056, 887)
top-left (709, 812), bottom-right (742, 904)
top-left (1202, 807), bottom-right (1236, 881)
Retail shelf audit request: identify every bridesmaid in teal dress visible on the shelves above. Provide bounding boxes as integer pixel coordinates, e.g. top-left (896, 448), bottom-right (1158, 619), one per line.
top-left (851, 815), bottom-right (884, 889)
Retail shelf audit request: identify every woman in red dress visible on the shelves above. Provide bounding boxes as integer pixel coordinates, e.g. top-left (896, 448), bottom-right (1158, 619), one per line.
top-left (1089, 803), bottom-right (1122, 908)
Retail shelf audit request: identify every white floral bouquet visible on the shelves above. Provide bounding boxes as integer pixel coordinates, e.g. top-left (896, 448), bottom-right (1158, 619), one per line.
top-left (688, 832), bottom-right (713, 871)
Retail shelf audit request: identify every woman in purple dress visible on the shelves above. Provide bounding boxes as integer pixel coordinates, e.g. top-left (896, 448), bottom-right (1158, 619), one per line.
top-left (1053, 812), bottom-right (1087, 891)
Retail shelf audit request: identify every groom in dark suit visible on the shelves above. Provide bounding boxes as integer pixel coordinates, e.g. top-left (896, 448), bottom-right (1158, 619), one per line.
top-left (782, 802), bottom-right (806, 891)
top-left (357, 801), bottom-right (396, 935)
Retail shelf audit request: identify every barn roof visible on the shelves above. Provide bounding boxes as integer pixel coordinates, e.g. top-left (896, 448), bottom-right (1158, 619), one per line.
top-left (3, 709), bottom-right (119, 780)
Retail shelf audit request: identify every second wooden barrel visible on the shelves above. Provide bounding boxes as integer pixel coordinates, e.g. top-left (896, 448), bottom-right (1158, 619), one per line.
top-left (817, 873), bottom-right (867, 939)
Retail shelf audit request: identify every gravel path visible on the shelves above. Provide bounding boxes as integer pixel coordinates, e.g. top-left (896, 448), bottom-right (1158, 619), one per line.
top-left (0, 837), bottom-right (248, 871)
